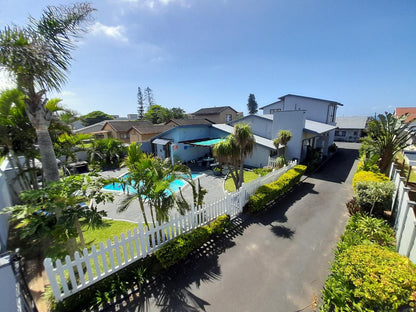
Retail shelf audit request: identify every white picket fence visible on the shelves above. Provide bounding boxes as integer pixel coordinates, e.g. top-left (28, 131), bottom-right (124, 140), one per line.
top-left (44, 161), bottom-right (297, 302)
top-left (389, 163), bottom-right (416, 264)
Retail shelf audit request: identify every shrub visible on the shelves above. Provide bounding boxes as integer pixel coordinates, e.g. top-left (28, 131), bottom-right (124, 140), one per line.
top-left (248, 165), bottom-right (306, 212)
top-left (321, 244), bottom-right (416, 312)
top-left (352, 170), bottom-right (389, 191)
top-left (155, 214), bottom-right (231, 269)
top-left (355, 180), bottom-right (395, 215)
top-left (253, 167), bottom-right (273, 176)
top-left (345, 197), bottom-right (362, 216)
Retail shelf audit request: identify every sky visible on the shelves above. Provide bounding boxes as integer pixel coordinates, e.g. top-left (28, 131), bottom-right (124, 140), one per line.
top-left (0, 0), bottom-right (415, 118)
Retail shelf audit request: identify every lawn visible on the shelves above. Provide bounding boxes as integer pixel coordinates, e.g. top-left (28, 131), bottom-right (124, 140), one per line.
top-left (395, 152), bottom-right (416, 183)
top-left (224, 170), bottom-right (260, 192)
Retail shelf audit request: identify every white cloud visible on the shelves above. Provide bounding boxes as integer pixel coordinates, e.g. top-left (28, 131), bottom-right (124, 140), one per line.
top-left (90, 22), bottom-right (128, 42)
top-left (0, 70), bottom-right (16, 91)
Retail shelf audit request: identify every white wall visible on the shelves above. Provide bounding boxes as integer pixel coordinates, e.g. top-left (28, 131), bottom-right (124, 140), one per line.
top-left (272, 110), bottom-right (306, 161)
top-left (244, 144), bottom-right (270, 168)
top-left (231, 115), bottom-right (274, 139)
top-left (0, 168), bottom-right (11, 253)
top-left (0, 255), bottom-right (19, 312)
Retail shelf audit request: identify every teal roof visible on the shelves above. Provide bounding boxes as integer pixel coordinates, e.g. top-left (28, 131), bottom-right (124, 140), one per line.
top-left (192, 138), bottom-right (224, 146)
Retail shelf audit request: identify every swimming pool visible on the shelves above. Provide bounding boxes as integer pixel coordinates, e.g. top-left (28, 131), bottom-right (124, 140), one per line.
top-left (102, 173), bottom-right (202, 194)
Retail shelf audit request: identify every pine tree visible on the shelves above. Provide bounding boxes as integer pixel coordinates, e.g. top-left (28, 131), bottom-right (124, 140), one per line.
top-left (137, 87), bottom-right (145, 119)
top-left (247, 93), bottom-right (258, 115)
top-left (145, 87), bottom-right (155, 110)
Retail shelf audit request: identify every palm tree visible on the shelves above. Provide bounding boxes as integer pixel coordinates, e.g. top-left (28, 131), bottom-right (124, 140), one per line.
top-left (89, 138), bottom-right (126, 170)
top-left (213, 123), bottom-right (255, 189)
top-left (363, 112), bottom-right (416, 174)
top-left (273, 130), bottom-right (293, 157)
top-left (0, 3), bottom-right (94, 182)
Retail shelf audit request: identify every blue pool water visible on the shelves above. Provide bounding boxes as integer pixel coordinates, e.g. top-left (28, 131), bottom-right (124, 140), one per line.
top-left (103, 173), bottom-right (201, 194)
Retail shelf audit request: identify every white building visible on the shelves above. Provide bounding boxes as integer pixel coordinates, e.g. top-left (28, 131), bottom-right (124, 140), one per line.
top-left (335, 116), bottom-right (368, 142)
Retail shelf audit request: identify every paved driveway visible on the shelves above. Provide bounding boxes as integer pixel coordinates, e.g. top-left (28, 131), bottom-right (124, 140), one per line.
top-left (106, 142), bottom-right (359, 312)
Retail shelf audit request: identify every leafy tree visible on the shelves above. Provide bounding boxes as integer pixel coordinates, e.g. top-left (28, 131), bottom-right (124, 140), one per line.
top-left (362, 112), bottom-right (416, 174)
top-left (143, 104), bottom-right (171, 124)
top-left (137, 87), bottom-right (145, 119)
top-left (273, 130), bottom-right (293, 158)
top-left (247, 93), bottom-right (258, 115)
top-left (81, 110), bottom-right (113, 126)
top-left (170, 107), bottom-right (188, 119)
top-left (144, 87), bottom-right (155, 110)
top-left (0, 3), bottom-right (95, 182)
top-left (213, 123), bottom-right (255, 189)
top-left (54, 132), bottom-right (92, 175)
top-left (3, 173), bottom-right (113, 255)
top-left (88, 138), bottom-right (126, 170)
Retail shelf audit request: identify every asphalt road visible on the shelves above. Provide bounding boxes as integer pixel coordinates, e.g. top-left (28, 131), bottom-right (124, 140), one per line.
top-left (106, 142), bottom-right (359, 312)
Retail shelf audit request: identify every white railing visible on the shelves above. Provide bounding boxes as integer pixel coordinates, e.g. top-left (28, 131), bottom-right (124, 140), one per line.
top-left (389, 164), bottom-right (416, 264)
top-left (44, 161), bottom-right (297, 302)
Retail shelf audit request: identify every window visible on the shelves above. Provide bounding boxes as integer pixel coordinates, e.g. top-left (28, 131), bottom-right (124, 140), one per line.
top-left (328, 105), bottom-right (336, 123)
top-left (120, 133), bottom-right (130, 139)
top-left (270, 108), bottom-right (282, 113)
top-left (353, 131), bottom-right (358, 136)
top-left (225, 114), bottom-right (232, 122)
top-left (335, 131), bottom-right (340, 136)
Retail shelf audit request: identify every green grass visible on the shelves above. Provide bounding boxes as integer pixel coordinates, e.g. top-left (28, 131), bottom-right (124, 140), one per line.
top-left (225, 170), bottom-right (260, 192)
top-left (395, 152), bottom-right (416, 183)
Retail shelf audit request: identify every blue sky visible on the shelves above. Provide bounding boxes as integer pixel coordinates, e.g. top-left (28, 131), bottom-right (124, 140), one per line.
top-left (1, 0), bottom-right (415, 118)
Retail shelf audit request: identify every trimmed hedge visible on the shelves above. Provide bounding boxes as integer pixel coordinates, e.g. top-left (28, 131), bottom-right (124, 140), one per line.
top-left (155, 214), bottom-right (231, 269)
top-left (248, 165), bottom-right (307, 212)
top-left (321, 214), bottom-right (416, 311)
top-left (352, 170), bottom-right (389, 192)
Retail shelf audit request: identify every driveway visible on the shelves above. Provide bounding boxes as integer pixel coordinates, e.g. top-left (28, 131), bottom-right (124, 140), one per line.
top-left (105, 142), bottom-right (359, 312)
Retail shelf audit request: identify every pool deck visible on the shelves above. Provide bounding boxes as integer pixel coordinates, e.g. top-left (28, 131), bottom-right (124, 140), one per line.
top-left (97, 168), bottom-right (226, 224)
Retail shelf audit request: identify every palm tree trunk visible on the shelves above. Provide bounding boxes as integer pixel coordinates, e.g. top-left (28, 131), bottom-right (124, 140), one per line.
top-left (36, 129), bottom-right (60, 182)
top-left (75, 218), bottom-right (86, 250)
top-left (138, 198), bottom-right (151, 231)
top-left (238, 160), bottom-right (245, 189)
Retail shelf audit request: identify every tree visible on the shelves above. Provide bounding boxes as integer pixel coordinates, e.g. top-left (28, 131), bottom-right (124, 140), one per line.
top-left (144, 87), bottom-right (155, 110)
top-left (118, 143), bottom-right (187, 230)
top-left (213, 123), bottom-right (255, 189)
top-left (81, 110), bottom-right (113, 126)
top-left (170, 107), bottom-right (188, 119)
top-left (362, 112), bottom-right (416, 174)
top-left (0, 3), bottom-right (95, 183)
top-left (143, 105), bottom-right (171, 124)
top-left (247, 93), bottom-right (258, 115)
top-left (88, 138), bottom-right (126, 170)
top-left (137, 87), bottom-right (145, 119)
top-left (3, 173), bottom-right (113, 255)
top-left (273, 130), bottom-right (293, 158)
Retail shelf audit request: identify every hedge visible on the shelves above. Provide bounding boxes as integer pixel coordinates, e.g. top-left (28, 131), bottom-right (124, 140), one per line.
top-left (248, 165), bottom-right (307, 213)
top-left (155, 214), bottom-right (231, 269)
top-left (321, 214), bottom-right (416, 311)
top-left (352, 170), bottom-right (389, 192)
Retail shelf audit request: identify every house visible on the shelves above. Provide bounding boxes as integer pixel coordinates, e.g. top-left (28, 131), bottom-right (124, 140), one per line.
top-left (128, 124), bottom-right (174, 143)
top-left (151, 124), bottom-right (276, 168)
top-left (395, 107), bottom-right (416, 123)
top-left (229, 94), bottom-right (343, 161)
top-left (334, 116), bottom-right (368, 142)
top-left (165, 118), bottom-right (214, 126)
top-left (190, 106), bottom-right (242, 124)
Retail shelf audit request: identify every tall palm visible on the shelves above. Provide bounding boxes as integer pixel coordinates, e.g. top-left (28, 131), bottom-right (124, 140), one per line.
top-left (213, 123), bottom-right (255, 189)
top-left (89, 138), bottom-right (126, 170)
top-left (0, 3), bottom-right (94, 182)
top-left (363, 112), bottom-right (416, 173)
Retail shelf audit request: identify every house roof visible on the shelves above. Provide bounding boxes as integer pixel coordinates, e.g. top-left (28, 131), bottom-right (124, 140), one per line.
top-left (395, 107), bottom-right (416, 123)
top-left (166, 118), bottom-right (214, 126)
top-left (130, 124), bottom-right (174, 135)
top-left (192, 106), bottom-right (237, 115)
top-left (260, 94), bottom-right (343, 109)
top-left (105, 120), bottom-right (153, 132)
top-left (74, 121), bottom-right (106, 134)
top-left (336, 116), bottom-right (368, 130)
top-left (212, 124), bottom-right (276, 150)
top-left (304, 120), bottom-right (337, 135)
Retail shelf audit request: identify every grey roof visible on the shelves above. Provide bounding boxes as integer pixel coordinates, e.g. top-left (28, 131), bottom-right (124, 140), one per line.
top-left (336, 116), bottom-right (368, 130)
top-left (304, 120), bottom-right (336, 134)
top-left (130, 124), bottom-right (174, 134)
top-left (192, 106), bottom-right (237, 115)
top-left (404, 150), bottom-right (416, 167)
top-left (260, 94), bottom-right (343, 109)
top-left (105, 120), bottom-right (153, 132)
top-left (74, 121), bottom-right (106, 134)
top-left (166, 118), bottom-right (214, 125)
top-left (212, 124), bottom-right (276, 150)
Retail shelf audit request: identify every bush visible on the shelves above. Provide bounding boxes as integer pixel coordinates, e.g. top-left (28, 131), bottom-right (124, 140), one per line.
top-left (355, 180), bottom-right (395, 215)
top-left (155, 215), bottom-right (231, 269)
top-left (248, 165), bottom-right (307, 212)
top-left (253, 167), bottom-right (273, 176)
top-left (352, 170), bottom-right (389, 192)
top-left (321, 244), bottom-right (416, 312)
top-left (345, 197), bottom-right (362, 216)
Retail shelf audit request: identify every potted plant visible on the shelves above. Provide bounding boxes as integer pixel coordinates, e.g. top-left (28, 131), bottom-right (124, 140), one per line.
top-left (213, 167), bottom-right (222, 176)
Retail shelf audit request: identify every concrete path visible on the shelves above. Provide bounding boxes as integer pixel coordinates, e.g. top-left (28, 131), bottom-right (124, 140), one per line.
top-left (105, 142), bottom-right (359, 312)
